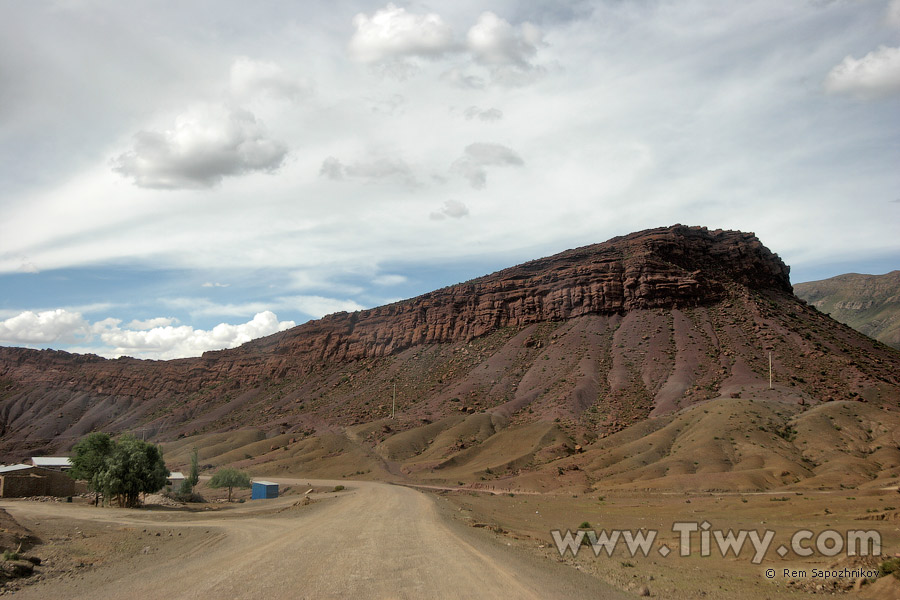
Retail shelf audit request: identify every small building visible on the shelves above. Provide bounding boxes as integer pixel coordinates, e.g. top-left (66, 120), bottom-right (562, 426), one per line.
top-left (166, 472), bottom-right (186, 493)
top-left (251, 480), bottom-right (279, 500)
top-left (30, 456), bottom-right (72, 471)
top-left (0, 464), bottom-right (84, 498)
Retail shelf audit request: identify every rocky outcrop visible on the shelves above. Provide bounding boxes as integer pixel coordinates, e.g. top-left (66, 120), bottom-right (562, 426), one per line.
top-left (244, 225), bottom-right (791, 360)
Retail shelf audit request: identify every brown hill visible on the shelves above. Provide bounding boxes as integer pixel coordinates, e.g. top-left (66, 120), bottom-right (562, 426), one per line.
top-left (795, 270), bottom-right (900, 349)
top-left (1, 225), bottom-right (899, 491)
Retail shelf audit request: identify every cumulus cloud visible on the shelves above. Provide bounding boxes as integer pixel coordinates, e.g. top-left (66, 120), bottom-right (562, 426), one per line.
top-left (430, 199), bottom-right (470, 220)
top-left (349, 3), bottom-right (457, 63)
top-left (347, 6), bottom-right (547, 87)
top-left (95, 311), bottom-right (294, 359)
top-left (319, 155), bottom-right (418, 187)
top-left (0, 309), bottom-right (90, 344)
top-left (229, 57), bottom-right (309, 101)
top-left (466, 12), bottom-right (545, 86)
top-left (463, 106), bottom-right (503, 121)
top-left (126, 317), bottom-right (177, 330)
top-left (824, 45), bottom-right (900, 99)
top-left (0, 308), bottom-right (294, 359)
top-left (112, 104), bottom-right (288, 189)
top-left (466, 12), bottom-right (542, 67)
top-left (451, 143), bottom-right (524, 189)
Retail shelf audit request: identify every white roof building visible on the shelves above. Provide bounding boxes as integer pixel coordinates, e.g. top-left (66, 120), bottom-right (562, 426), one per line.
top-left (0, 464), bottom-right (33, 474)
top-left (30, 457), bottom-right (72, 470)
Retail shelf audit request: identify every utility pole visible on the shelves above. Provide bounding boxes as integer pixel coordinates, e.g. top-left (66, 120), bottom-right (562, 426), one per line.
top-left (768, 352), bottom-right (773, 390)
top-left (391, 383), bottom-right (396, 419)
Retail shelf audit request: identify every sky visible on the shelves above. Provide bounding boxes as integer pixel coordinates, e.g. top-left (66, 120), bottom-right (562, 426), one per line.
top-left (1, 0), bottom-right (898, 360)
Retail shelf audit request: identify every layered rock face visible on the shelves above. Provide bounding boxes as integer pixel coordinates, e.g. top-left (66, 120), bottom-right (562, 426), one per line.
top-left (0, 226), bottom-right (791, 399)
top-left (249, 225), bottom-right (792, 361)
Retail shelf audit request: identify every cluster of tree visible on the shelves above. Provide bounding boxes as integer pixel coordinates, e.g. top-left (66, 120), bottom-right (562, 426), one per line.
top-left (69, 432), bottom-right (169, 508)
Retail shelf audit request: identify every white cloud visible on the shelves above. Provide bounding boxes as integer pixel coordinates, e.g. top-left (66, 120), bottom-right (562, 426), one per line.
top-left (824, 45), bottom-right (900, 99)
top-left (430, 199), bottom-right (470, 220)
top-left (290, 296), bottom-right (365, 317)
top-left (229, 57), bottom-right (308, 102)
top-left (202, 282), bottom-right (230, 288)
top-left (465, 12), bottom-right (546, 86)
top-left (466, 12), bottom-right (542, 68)
top-left (346, 5), bottom-right (547, 87)
top-left (126, 317), bottom-right (177, 330)
top-left (463, 106), bottom-right (503, 121)
top-left (96, 311), bottom-right (295, 359)
top-left (17, 261), bottom-right (39, 274)
top-left (0, 309), bottom-right (90, 344)
top-left (112, 104), bottom-right (288, 188)
top-left (451, 143), bottom-right (524, 189)
top-left (0, 308), bottom-right (294, 359)
top-left (349, 3), bottom-right (457, 63)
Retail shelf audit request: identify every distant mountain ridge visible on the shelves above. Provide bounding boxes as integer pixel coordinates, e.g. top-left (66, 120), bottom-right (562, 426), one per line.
top-left (795, 271), bottom-right (900, 349)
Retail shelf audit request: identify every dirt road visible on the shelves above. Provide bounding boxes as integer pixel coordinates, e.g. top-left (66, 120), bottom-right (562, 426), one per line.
top-left (2, 480), bottom-right (628, 599)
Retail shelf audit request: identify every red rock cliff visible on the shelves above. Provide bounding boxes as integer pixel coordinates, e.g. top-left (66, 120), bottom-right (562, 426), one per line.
top-left (0, 225), bottom-right (791, 397)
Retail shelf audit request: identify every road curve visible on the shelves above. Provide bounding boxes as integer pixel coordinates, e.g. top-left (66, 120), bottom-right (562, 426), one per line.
top-left (4, 480), bottom-right (628, 599)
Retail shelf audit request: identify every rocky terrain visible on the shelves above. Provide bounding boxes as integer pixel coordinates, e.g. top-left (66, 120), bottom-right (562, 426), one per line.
top-left (1, 225), bottom-right (899, 492)
top-left (795, 271), bottom-right (900, 350)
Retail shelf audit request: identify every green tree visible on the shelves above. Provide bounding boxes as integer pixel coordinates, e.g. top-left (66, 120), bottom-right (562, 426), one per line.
top-left (189, 447), bottom-right (200, 487)
top-left (96, 435), bottom-right (169, 508)
top-left (177, 477), bottom-right (194, 500)
top-left (68, 432), bottom-right (114, 505)
top-left (208, 467), bottom-right (250, 502)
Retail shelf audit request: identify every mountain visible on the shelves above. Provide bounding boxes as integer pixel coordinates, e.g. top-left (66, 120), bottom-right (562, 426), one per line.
top-left (794, 271), bottom-right (900, 350)
top-left (2, 225), bottom-right (899, 492)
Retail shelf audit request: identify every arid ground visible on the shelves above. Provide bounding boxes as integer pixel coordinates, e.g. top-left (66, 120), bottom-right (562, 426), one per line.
top-left (2, 477), bottom-right (900, 599)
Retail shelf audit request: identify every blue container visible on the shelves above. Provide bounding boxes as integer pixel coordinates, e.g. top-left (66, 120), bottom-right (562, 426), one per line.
top-left (251, 480), bottom-right (279, 500)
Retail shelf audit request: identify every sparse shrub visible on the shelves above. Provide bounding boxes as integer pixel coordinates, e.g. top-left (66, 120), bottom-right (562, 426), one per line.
top-left (3, 550), bottom-right (19, 561)
top-left (333, 485), bottom-right (345, 492)
top-left (879, 557), bottom-right (900, 580)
